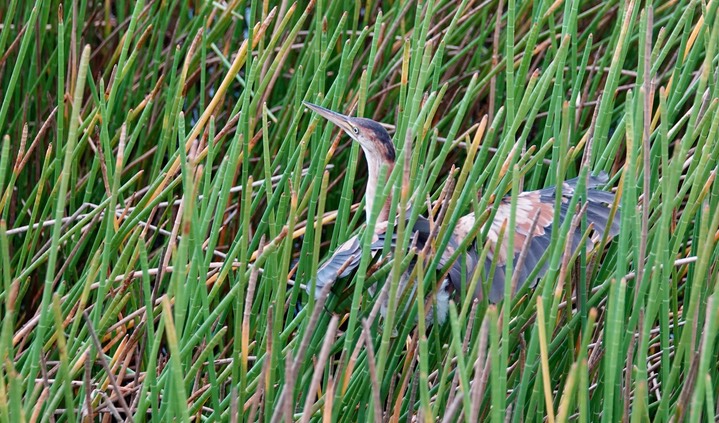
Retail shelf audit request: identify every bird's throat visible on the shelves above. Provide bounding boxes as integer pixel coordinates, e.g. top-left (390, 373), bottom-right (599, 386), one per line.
top-left (365, 153), bottom-right (395, 225)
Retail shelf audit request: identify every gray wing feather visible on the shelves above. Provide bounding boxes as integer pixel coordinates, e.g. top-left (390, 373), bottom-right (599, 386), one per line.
top-left (485, 172), bottom-right (619, 303)
top-left (310, 216), bottom-right (428, 299)
top-left (311, 234), bottom-right (385, 298)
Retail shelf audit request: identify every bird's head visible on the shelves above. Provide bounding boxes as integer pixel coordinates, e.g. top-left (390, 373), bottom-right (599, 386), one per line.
top-left (304, 101), bottom-right (400, 224)
top-left (303, 101), bottom-right (395, 163)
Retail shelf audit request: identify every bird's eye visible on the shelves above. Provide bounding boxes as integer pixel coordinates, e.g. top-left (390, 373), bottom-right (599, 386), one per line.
top-left (352, 126), bottom-right (359, 134)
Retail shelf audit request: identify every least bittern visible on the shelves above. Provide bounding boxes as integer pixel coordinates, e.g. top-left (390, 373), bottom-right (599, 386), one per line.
top-left (303, 101), bottom-right (619, 323)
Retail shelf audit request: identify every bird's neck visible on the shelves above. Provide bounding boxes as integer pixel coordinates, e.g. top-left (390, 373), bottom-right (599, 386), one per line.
top-left (365, 154), bottom-right (395, 225)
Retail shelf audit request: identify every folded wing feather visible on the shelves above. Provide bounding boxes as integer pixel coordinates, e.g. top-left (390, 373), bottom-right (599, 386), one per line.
top-left (310, 172), bottom-right (619, 304)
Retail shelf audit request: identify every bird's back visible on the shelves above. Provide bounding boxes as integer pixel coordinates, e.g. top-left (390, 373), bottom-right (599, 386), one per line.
top-left (448, 172), bottom-right (619, 303)
top-left (310, 173), bottom-right (619, 318)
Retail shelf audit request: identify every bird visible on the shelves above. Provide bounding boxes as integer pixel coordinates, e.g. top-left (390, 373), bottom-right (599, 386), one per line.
top-left (303, 101), bottom-right (619, 323)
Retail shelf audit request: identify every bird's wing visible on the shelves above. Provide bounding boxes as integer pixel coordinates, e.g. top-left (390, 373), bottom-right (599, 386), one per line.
top-left (444, 172), bottom-right (619, 303)
top-left (310, 174), bottom-right (619, 303)
top-left (310, 232), bottom-right (388, 299)
top-left (309, 216), bottom-right (436, 299)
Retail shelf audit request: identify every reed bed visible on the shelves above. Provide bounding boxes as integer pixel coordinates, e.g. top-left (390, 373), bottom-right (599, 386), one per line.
top-left (0, 0), bottom-right (718, 421)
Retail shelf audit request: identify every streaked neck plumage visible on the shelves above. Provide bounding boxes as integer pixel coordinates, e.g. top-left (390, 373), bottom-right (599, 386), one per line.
top-left (363, 148), bottom-right (395, 224)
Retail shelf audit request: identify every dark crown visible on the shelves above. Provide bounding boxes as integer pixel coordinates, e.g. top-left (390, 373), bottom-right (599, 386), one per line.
top-left (354, 117), bottom-right (396, 162)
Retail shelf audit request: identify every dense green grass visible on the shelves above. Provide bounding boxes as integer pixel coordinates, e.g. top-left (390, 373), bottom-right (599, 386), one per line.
top-left (1, 0), bottom-right (718, 421)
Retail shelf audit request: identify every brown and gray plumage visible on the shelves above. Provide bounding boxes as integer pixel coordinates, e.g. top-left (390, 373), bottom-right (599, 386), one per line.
top-left (304, 102), bottom-right (619, 322)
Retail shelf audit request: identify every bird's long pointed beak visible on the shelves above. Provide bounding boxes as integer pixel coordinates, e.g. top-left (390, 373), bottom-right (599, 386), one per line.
top-left (303, 101), bottom-right (353, 133)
